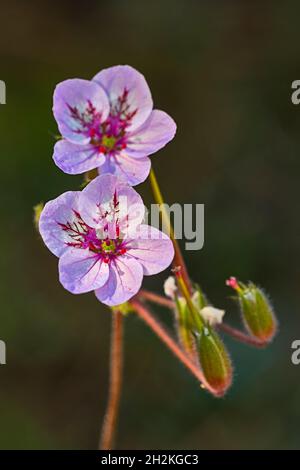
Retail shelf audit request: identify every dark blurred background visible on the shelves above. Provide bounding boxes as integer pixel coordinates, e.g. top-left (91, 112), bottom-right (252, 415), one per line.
top-left (0, 0), bottom-right (300, 449)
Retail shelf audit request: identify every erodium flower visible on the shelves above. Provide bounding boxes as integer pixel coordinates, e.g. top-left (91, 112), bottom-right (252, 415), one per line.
top-left (39, 174), bottom-right (174, 306)
top-left (52, 65), bottom-right (176, 186)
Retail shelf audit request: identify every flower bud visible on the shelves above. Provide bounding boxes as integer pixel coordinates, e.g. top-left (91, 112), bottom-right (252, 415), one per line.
top-left (174, 284), bottom-right (208, 353)
top-left (197, 326), bottom-right (232, 396)
top-left (226, 277), bottom-right (277, 342)
top-left (240, 286), bottom-right (276, 342)
top-left (33, 202), bottom-right (44, 231)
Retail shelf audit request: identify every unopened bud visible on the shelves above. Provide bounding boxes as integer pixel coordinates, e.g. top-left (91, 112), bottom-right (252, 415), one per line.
top-left (226, 277), bottom-right (277, 342)
top-left (197, 326), bottom-right (232, 396)
top-left (33, 202), bottom-right (44, 231)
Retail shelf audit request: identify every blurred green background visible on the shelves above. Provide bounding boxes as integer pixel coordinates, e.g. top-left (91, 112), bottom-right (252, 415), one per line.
top-left (0, 0), bottom-right (300, 449)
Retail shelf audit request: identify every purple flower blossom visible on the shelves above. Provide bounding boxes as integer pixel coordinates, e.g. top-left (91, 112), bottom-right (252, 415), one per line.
top-left (53, 65), bottom-right (176, 186)
top-left (39, 174), bottom-right (174, 306)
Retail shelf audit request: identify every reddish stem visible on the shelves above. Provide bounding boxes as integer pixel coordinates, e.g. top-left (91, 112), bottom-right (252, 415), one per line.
top-left (137, 289), bottom-right (175, 309)
top-left (172, 239), bottom-right (193, 293)
top-left (130, 299), bottom-right (221, 396)
top-left (100, 310), bottom-right (123, 450)
top-left (218, 323), bottom-right (267, 348)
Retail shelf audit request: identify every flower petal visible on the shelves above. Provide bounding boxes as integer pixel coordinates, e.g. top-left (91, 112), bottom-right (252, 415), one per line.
top-left (59, 248), bottom-right (109, 294)
top-left (79, 174), bottom-right (145, 234)
top-left (99, 153), bottom-right (151, 186)
top-left (39, 191), bottom-right (81, 257)
top-left (126, 225), bottom-right (174, 275)
top-left (53, 78), bottom-right (110, 144)
top-left (93, 65), bottom-right (153, 132)
top-left (126, 110), bottom-right (176, 158)
top-left (94, 256), bottom-right (143, 306)
top-left (53, 139), bottom-right (105, 174)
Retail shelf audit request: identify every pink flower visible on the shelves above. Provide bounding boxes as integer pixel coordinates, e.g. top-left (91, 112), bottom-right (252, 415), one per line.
top-left (39, 174), bottom-right (174, 306)
top-left (225, 276), bottom-right (239, 290)
top-left (53, 65), bottom-right (176, 186)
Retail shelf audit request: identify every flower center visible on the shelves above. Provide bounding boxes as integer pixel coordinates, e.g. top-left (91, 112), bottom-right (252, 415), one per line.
top-left (88, 237), bottom-right (127, 263)
top-left (58, 210), bottom-right (127, 264)
top-left (101, 135), bottom-right (117, 150)
top-left (101, 239), bottom-right (116, 253)
top-left (88, 114), bottom-right (128, 155)
top-left (68, 88), bottom-right (137, 156)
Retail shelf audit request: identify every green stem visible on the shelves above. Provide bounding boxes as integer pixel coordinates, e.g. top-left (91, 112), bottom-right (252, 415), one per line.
top-left (149, 168), bottom-right (192, 293)
top-left (176, 271), bottom-right (204, 331)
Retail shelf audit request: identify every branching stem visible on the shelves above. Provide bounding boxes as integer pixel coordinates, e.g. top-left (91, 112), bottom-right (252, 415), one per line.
top-left (131, 299), bottom-right (222, 396)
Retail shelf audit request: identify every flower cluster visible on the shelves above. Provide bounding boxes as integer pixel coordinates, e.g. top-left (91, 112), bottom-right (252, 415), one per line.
top-left (39, 65), bottom-right (176, 305)
top-left (37, 64), bottom-right (278, 408)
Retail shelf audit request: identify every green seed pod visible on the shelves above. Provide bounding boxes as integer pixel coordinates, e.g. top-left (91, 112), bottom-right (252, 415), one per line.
top-left (197, 327), bottom-right (232, 396)
top-left (175, 296), bottom-right (195, 354)
top-left (239, 284), bottom-right (277, 342)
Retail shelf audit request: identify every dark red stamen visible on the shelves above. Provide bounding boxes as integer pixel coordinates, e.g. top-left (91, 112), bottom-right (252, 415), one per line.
top-left (113, 190), bottom-right (118, 208)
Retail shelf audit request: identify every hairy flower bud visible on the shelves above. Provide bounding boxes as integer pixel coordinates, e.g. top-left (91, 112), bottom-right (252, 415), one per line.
top-left (197, 326), bottom-right (232, 396)
top-left (175, 296), bottom-right (195, 354)
top-left (226, 277), bottom-right (277, 343)
top-left (33, 202), bottom-right (44, 231)
top-left (240, 285), bottom-right (276, 342)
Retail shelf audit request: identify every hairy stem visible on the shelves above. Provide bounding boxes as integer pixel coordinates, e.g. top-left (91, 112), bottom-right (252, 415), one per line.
top-left (218, 323), bottom-right (267, 348)
top-left (175, 270), bottom-right (204, 331)
top-left (130, 299), bottom-right (220, 396)
top-left (149, 168), bottom-right (192, 293)
top-left (100, 310), bottom-right (124, 450)
top-left (137, 289), bottom-right (197, 358)
top-left (137, 289), bottom-right (175, 310)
